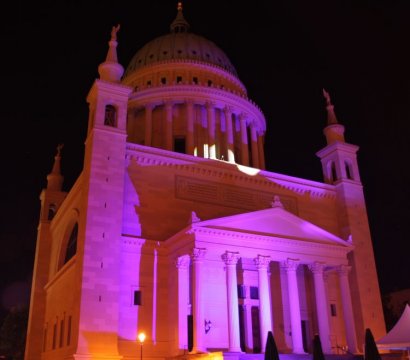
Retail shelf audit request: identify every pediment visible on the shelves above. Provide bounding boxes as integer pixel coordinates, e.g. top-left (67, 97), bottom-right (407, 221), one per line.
top-left (194, 205), bottom-right (349, 246)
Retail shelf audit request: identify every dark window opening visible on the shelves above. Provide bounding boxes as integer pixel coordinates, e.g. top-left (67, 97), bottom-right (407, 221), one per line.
top-left (174, 137), bottom-right (186, 154)
top-left (67, 316), bottom-right (71, 346)
top-left (177, 49), bottom-right (182, 54)
top-left (59, 319), bottom-right (64, 348)
top-left (237, 284), bottom-right (246, 299)
top-left (330, 303), bottom-right (337, 317)
top-left (193, 77), bottom-right (198, 84)
top-left (331, 162), bottom-right (337, 182)
top-left (187, 315), bottom-right (193, 352)
top-left (163, 51), bottom-right (168, 55)
top-left (134, 290), bottom-right (142, 305)
top-left (48, 204), bottom-right (56, 220)
top-left (207, 80), bottom-right (213, 86)
top-left (345, 162), bottom-right (353, 180)
top-left (149, 54), bottom-right (154, 59)
top-left (64, 223), bottom-right (78, 265)
top-left (250, 286), bottom-right (259, 299)
top-left (161, 77), bottom-right (167, 84)
top-left (177, 76), bottom-right (183, 84)
top-left (147, 80), bottom-right (152, 86)
top-left (192, 50), bottom-right (197, 55)
top-left (104, 104), bottom-right (117, 127)
top-left (52, 323), bottom-right (57, 350)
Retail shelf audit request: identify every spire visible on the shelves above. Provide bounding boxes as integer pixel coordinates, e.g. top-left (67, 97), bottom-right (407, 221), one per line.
top-left (322, 89), bottom-right (345, 145)
top-left (98, 24), bottom-right (124, 82)
top-left (170, 2), bottom-right (190, 33)
top-left (323, 88), bottom-right (338, 125)
top-left (46, 144), bottom-right (64, 191)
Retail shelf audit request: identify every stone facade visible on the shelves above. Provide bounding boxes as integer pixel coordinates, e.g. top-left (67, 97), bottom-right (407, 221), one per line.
top-left (25, 5), bottom-right (385, 360)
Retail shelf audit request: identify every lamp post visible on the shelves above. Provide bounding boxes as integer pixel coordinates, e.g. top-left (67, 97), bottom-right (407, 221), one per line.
top-left (138, 332), bottom-right (146, 360)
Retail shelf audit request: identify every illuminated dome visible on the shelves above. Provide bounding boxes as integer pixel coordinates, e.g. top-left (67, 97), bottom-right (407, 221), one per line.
top-left (124, 4), bottom-right (237, 78)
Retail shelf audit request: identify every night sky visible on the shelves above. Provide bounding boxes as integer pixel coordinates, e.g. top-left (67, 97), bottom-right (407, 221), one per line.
top-left (1, 1), bottom-right (409, 322)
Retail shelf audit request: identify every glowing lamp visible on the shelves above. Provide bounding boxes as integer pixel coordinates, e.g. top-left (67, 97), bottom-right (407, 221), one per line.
top-left (138, 332), bottom-right (146, 343)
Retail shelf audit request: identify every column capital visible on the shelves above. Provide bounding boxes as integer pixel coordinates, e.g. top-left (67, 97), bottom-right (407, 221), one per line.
top-left (337, 264), bottom-right (351, 276)
top-left (145, 103), bottom-right (155, 110)
top-left (280, 258), bottom-right (300, 272)
top-left (239, 112), bottom-right (248, 122)
top-left (308, 262), bottom-right (326, 274)
top-left (191, 247), bottom-right (207, 262)
top-left (185, 98), bottom-right (195, 106)
top-left (222, 251), bottom-right (240, 266)
top-left (164, 100), bottom-right (174, 109)
top-left (206, 101), bottom-right (216, 109)
top-left (254, 255), bottom-right (270, 269)
top-left (224, 106), bottom-right (233, 115)
top-left (176, 255), bottom-right (190, 269)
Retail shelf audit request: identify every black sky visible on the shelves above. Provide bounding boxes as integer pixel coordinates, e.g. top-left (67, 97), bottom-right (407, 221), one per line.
top-left (1, 0), bottom-right (409, 321)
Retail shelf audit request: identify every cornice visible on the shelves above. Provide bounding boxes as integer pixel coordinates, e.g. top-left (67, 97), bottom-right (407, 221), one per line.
top-left (125, 144), bottom-right (336, 199)
top-left (127, 84), bottom-right (266, 131)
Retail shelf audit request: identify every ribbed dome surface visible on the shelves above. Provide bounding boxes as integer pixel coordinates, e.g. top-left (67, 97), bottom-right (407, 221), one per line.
top-left (124, 32), bottom-right (238, 78)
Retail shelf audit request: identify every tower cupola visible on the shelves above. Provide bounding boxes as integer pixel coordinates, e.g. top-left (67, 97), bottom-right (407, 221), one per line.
top-left (98, 25), bottom-right (124, 82)
top-left (322, 89), bottom-right (345, 145)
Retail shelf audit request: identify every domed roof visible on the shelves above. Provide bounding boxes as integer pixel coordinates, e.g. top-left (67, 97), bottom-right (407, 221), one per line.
top-left (124, 4), bottom-right (238, 78)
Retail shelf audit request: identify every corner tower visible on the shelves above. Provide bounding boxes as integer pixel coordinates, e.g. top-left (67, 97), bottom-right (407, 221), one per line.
top-left (74, 25), bottom-right (132, 359)
top-left (316, 90), bottom-right (385, 346)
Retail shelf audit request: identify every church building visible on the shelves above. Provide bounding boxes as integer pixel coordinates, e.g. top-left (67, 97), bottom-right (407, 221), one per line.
top-left (25, 4), bottom-right (385, 360)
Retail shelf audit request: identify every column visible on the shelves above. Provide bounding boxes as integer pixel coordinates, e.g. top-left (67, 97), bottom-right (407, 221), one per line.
top-left (254, 255), bottom-right (273, 348)
top-left (258, 134), bottom-right (265, 169)
top-left (281, 259), bottom-right (305, 354)
top-left (186, 100), bottom-right (195, 155)
top-left (222, 251), bottom-right (242, 352)
top-left (176, 255), bottom-right (190, 350)
top-left (206, 102), bottom-right (216, 159)
top-left (338, 265), bottom-right (359, 353)
top-left (243, 303), bottom-right (253, 352)
top-left (224, 107), bottom-right (235, 163)
top-left (309, 262), bottom-right (331, 353)
top-left (144, 104), bottom-right (154, 146)
top-left (250, 123), bottom-right (259, 168)
top-left (191, 248), bottom-right (207, 353)
top-left (239, 113), bottom-right (249, 166)
top-left (165, 101), bottom-right (173, 151)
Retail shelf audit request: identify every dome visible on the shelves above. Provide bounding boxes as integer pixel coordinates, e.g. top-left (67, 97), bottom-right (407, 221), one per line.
top-left (124, 5), bottom-right (238, 78)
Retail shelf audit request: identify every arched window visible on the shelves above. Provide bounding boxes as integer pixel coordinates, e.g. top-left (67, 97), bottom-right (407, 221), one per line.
top-left (331, 162), bottom-right (338, 183)
top-left (48, 204), bottom-right (56, 220)
top-left (63, 223), bottom-right (78, 265)
top-left (104, 104), bottom-right (117, 127)
top-left (345, 161), bottom-right (353, 180)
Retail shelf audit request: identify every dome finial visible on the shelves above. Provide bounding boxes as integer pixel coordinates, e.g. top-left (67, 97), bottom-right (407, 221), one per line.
top-left (171, 1), bottom-right (190, 33)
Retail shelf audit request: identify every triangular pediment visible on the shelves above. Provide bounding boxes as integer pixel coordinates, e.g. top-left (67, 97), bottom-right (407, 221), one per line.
top-left (195, 206), bottom-right (349, 246)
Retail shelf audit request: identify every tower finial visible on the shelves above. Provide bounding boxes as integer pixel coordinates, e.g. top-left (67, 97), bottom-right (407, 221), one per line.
top-left (98, 24), bottom-right (124, 82)
top-left (171, 1), bottom-right (190, 33)
top-left (323, 88), bottom-right (339, 125)
top-left (47, 144), bottom-right (64, 191)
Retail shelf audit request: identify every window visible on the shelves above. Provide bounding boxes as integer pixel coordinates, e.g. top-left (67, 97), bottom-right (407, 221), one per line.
top-left (207, 80), bottom-right (213, 86)
top-left (177, 76), bottom-right (182, 84)
top-left (330, 304), bottom-right (337, 317)
top-left (237, 285), bottom-right (246, 299)
top-left (147, 80), bottom-right (152, 86)
top-left (43, 326), bottom-right (47, 352)
top-left (67, 316), bottom-right (72, 346)
top-left (193, 77), bottom-right (198, 84)
top-left (104, 104), bottom-right (117, 127)
top-left (64, 223), bottom-right (78, 265)
top-left (134, 290), bottom-right (142, 305)
top-left (161, 77), bottom-right (167, 84)
top-left (345, 161), bottom-right (353, 180)
top-left (59, 319), bottom-right (64, 348)
top-left (250, 286), bottom-right (259, 299)
top-left (48, 204), bottom-right (56, 220)
top-left (174, 137), bottom-right (186, 154)
top-left (52, 322), bottom-right (57, 350)
top-left (331, 162), bottom-right (337, 182)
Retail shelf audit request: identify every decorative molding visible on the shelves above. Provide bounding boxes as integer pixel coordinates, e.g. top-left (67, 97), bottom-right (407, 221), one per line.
top-left (176, 254), bottom-right (190, 269)
top-left (254, 255), bottom-right (271, 269)
top-left (175, 175), bottom-right (298, 213)
top-left (308, 261), bottom-right (326, 274)
top-left (191, 247), bottom-right (207, 262)
top-left (336, 264), bottom-right (351, 276)
top-left (222, 251), bottom-right (240, 265)
top-left (280, 258), bottom-right (300, 272)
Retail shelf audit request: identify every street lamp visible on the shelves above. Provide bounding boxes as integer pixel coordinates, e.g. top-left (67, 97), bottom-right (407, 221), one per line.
top-left (138, 332), bottom-right (146, 360)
